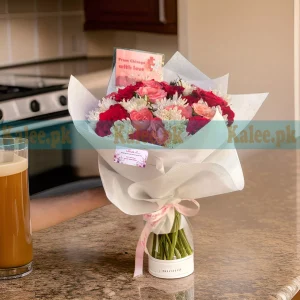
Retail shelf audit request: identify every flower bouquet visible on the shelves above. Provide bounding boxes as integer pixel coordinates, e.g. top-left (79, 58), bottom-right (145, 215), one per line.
top-left (68, 51), bottom-right (268, 279)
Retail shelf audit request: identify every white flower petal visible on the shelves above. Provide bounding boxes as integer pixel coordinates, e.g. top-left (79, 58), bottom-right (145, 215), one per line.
top-left (98, 97), bottom-right (117, 113)
top-left (212, 89), bottom-right (231, 102)
top-left (154, 107), bottom-right (186, 121)
top-left (87, 97), bottom-right (117, 123)
top-left (120, 97), bottom-right (149, 113)
top-left (174, 79), bottom-right (195, 96)
top-left (153, 93), bottom-right (188, 110)
top-left (86, 108), bottom-right (101, 122)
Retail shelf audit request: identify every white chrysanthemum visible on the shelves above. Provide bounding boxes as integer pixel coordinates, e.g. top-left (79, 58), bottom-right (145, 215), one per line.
top-left (212, 89), bottom-right (231, 103)
top-left (120, 97), bottom-right (149, 113)
top-left (98, 97), bottom-right (117, 113)
top-left (87, 107), bottom-right (101, 123)
top-left (181, 80), bottom-right (195, 96)
top-left (153, 93), bottom-right (188, 110)
top-left (195, 98), bottom-right (210, 107)
top-left (86, 97), bottom-right (117, 123)
top-left (172, 79), bottom-right (195, 96)
top-left (154, 107), bottom-right (186, 121)
top-left (171, 92), bottom-right (183, 102)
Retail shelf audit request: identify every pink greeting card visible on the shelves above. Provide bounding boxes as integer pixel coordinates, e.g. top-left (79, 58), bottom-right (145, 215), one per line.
top-left (114, 146), bottom-right (148, 168)
top-left (114, 48), bottom-right (164, 87)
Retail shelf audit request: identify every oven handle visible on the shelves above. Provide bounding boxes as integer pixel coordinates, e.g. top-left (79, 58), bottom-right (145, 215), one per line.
top-left (0, 116), bottom-right (72, 135)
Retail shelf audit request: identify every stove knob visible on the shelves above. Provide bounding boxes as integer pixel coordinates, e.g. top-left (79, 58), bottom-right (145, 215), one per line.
top-left (59, 95), bottom-right (68, 106)
top-left (30, 100), bottom-right (40, 112)
top-left (0, 109), bottom-right (3, 120)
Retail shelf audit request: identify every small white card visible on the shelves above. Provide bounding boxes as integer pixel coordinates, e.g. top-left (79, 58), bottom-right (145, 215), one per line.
top-left (114, 146), bottom-right (148, 168)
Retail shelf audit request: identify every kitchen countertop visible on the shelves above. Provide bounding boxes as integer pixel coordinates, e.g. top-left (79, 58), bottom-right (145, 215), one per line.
top-left (0, 150), bottom-right (299, 300)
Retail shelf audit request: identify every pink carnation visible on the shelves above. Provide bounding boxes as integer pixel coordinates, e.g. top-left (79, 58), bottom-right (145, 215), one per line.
top-left (193, 102), bottom-right (215, 119)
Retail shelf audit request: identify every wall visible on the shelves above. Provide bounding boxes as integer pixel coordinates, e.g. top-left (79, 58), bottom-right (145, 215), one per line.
top-left (178, 0), bottom-right (295, 121)
top-left (0, 0), bottom-right (86, 67)
top-left (296, 0), bottom-right (300, 124)
top-left (86, 30), bottom-right (178, 62)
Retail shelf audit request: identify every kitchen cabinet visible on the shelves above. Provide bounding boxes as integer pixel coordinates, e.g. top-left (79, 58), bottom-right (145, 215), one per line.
top-left (84, 0), bottom-right (177, 34)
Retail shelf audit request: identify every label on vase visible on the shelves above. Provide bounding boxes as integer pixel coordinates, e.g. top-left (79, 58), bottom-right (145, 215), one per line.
top-left (114, 146), bottom-right (148, 168)
top-left (148, 254), bottom-right (194, 279)
top-left (113, 48), bottom-right (164, 87)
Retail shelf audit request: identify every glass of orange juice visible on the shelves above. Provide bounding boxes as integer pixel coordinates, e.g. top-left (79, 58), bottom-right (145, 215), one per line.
top-left (0, 138), bottom-right (33, 279)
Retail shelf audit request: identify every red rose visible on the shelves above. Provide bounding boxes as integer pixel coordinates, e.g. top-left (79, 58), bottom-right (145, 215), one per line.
top-left (194, 88), bottom-right (228, 107)
top-left (183, 95), bottom-right (200, 106)
top-left (186, 116), bottom-right (210, 135)
top-left (221, 106), bottom-right (235, 125)
top-left (99, 104), bottom-right (129, 121)
top-left (114, 82), bottom-right (144, 101)
top-left (95, 120), bottom-right (114, 137)
top-left (161, 82), bottom-right (184, 96)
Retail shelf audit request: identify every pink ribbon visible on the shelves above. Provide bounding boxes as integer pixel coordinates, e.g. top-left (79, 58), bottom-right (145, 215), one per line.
top-left (134, 199), bottom-right (200, 277)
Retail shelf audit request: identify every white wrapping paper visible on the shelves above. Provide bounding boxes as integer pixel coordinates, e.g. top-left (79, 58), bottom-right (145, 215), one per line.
top-left (68, 52), bottom-right (268, 234)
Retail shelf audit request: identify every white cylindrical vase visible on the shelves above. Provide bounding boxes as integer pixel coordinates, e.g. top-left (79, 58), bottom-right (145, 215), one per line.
top-left (148, 254), bottom-right (194, 279)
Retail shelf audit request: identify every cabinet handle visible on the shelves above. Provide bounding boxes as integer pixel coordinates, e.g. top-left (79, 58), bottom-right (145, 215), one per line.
top-left (159, 0), bottom-right (167, 24)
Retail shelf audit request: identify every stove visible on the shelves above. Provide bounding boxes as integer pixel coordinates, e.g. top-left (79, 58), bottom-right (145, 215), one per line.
top-left (0, 57), bottom-right (112, 125)
top-left (0, 57), bottom-right (112, 195)
top-left (0, 76), bottom-right (68, 125)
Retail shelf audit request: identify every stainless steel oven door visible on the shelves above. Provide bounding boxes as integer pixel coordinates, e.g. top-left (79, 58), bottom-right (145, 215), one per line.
top-left (0, 114), bottom-right (82, 195)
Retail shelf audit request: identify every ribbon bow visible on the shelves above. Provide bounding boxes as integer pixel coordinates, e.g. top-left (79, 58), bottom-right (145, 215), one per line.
top-left (134, 199), bottom-right (200, 277)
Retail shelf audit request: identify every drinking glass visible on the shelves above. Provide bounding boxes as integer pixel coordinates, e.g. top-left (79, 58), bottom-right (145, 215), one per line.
top-left (0, 138), bottom-right (33, 279)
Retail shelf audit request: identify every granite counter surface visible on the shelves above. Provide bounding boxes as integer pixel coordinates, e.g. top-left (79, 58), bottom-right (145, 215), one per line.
top-left (0, 150), bottom-right (299, 300)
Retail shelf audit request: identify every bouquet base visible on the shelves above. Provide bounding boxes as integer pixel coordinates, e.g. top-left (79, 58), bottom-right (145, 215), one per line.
top-left (148, 254), bottom-right (194, 279)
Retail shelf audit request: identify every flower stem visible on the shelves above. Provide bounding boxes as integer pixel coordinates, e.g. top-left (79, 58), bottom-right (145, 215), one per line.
top-left (178, 229), bottom-right (193, 256)
top-left (176, 235), bottom-right (188, 258)
top-left (150, 211), bottom-right (193, 260)
top-left (152, 233), bottom-right (157, 258)
top-left (166, 234), bottom-right (172, 248)
top-left (174, 248), bottom-right (181, 259)
top-left (168, 211), bottom-right (180, 260)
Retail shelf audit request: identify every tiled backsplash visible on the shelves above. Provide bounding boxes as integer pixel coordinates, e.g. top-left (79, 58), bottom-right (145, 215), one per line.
top-left (0, 0), bottom-right (86, 66)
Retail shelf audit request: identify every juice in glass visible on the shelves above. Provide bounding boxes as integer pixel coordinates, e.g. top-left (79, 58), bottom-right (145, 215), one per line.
top-left (0, 138), bottom-right (33, 279)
